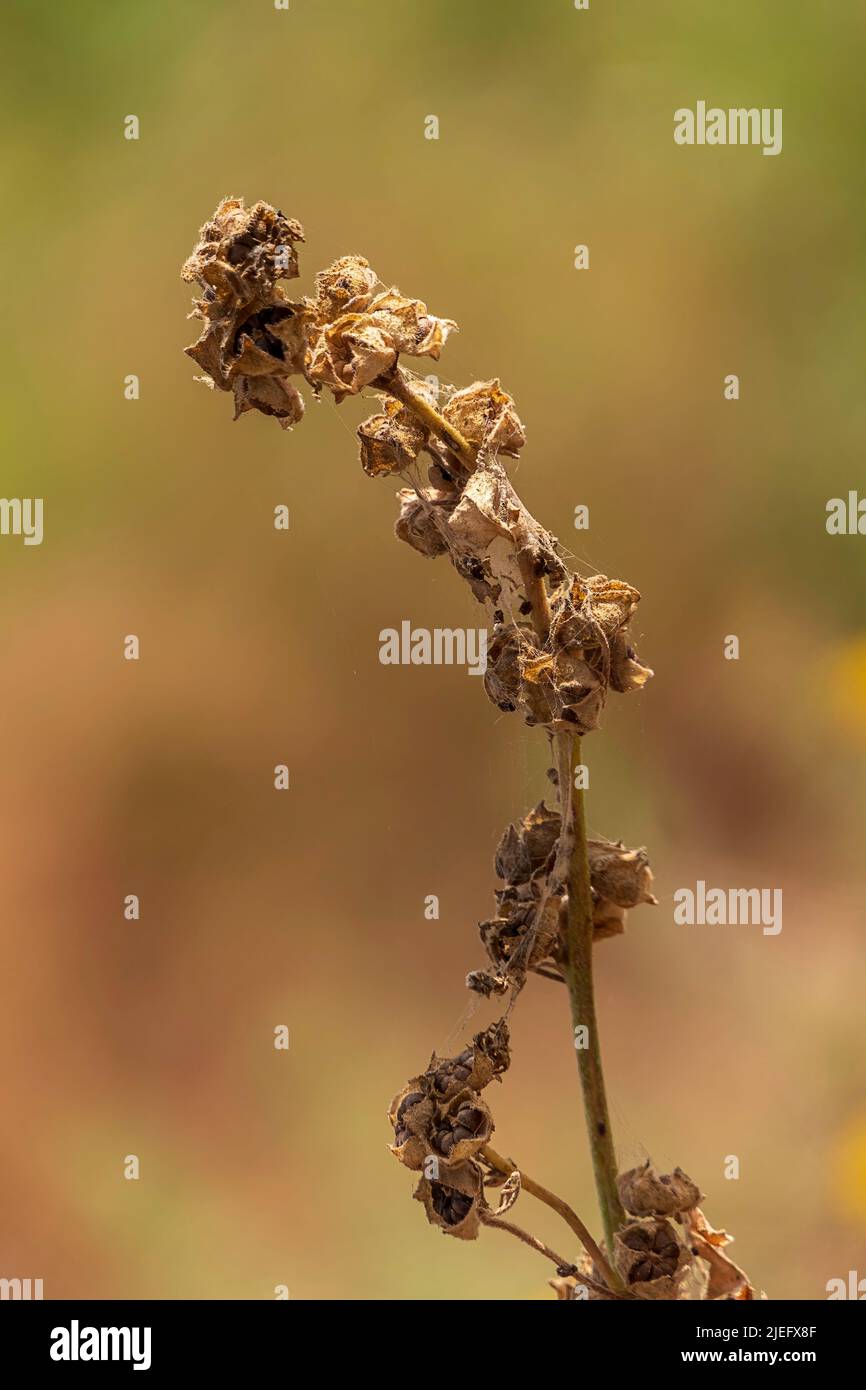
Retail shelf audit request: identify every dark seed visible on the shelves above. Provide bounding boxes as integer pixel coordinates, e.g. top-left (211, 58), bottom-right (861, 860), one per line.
top-left (622, 1229), bottom-right (650, 1252)
top-left (396, 1091), bottom-right (425, 1123)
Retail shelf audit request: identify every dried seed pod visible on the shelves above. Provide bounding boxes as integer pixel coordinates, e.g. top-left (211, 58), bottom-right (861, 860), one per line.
top-left (615, 1217), bottom-right (689, 1299)
top-left (441, 379), bottom-right (525, 457)
top-left (480, 887), bottom-right (563, 977)
top-left (308, 288), bottom-right (455, 403)
top-left (588, 840), bottom-right (657, 911)
top-left (487, 799), bottom-right (657, 967)
top-left (447, 463), bottom-right (565, 615)
top-left (394, 487), bottom-right (455, 558)
top-left (592, 898), bottom-right (626, 941)
top-left (483, 624), bottom-right (554, 720)
top-left (481, 800), bottom-right (568, 981)
top-left (308, 314), bottom-right (397, 401)
top-left (257, 303), bottom-right (315, 375)
top-left (186, 308), bottom-right (310, 426)
top-left (494, 822), bottom-right (531, 884)
top-left (314, 255), bottom-right (378, 321)
top-left (471, 1020), bottom-right (511, 1078)
top-left (358, 400), bottom-right (429, 476)
top-left (182, 199), bottom-right (314, 427)
top-left (182, 196), bottom-right (305, 304)
top-left (364, 288), bottom-right (456, 359)
top-left (549, 574), bottom-right (653, 714)
top-left (414, 1160), bottom-right (484, 1241)
top-left (547, 667), bottom-right (606, 733)
top-left (617, 1161), bottom-right (702, 1218)
top-left (232, 371), bottom-right (305, 428)
top-left (482, 616), bottom-right (620, 735)
top-left (435, 1088), bottom-right (493, 1165)
top-left (427, 1023), bottom-right (510, 1099)
top-left (516, 802), bottom-right (561, 873)
top-left (387, 1082), bottom-right (436, 1171)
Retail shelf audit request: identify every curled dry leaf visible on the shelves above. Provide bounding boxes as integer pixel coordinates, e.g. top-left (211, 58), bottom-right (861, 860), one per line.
top-left (492, 1170), bottom-right (522, 1217)
top-left (686, 1208), bottom-right (764, 1300)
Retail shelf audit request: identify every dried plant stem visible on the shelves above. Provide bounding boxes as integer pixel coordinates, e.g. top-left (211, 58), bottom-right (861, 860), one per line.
top-left (559, 731), bottom-right (626, 1258)
top-left (376, 370), bottom-right (625, 1258)
top-left (480, 1212), bottom-right (572, 1270)
top-left (479, 1142), bottom-right (622, 1292)
top-left (381, 366), bottom-right (475, 467)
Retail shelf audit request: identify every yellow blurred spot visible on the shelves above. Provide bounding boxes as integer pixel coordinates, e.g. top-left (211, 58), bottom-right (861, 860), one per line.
top-left (830, 637), bottom-right (866, 739)
top-left (832, 1118), bottom-right (866, 1225)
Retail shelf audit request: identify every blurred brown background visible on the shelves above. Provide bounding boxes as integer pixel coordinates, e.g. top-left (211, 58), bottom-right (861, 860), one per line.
top-left (1, 0), bottom-right (865, 1299)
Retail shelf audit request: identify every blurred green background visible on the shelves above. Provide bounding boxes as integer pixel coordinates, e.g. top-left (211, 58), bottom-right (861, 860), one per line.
top-left (1, 0), bottom-right (865, 1299)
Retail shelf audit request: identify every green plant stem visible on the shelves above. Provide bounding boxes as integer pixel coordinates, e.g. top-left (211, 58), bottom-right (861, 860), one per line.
top-left (558, 731), bottom-right (626, 1258)
top-left (513, 552), bottom-right (625, 1258)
